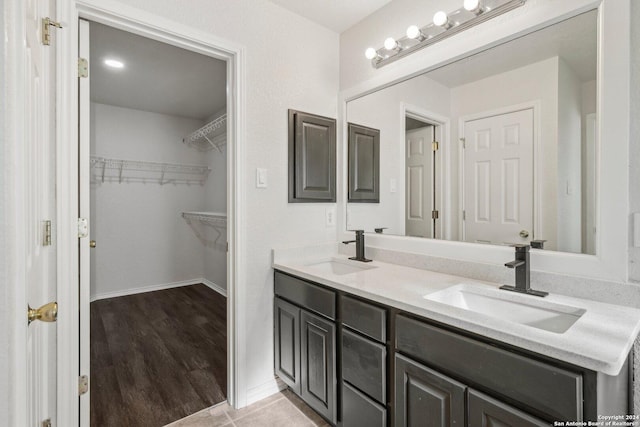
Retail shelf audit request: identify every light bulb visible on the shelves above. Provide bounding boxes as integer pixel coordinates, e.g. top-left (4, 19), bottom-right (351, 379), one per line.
top-left (365, 47), bottom-right (378, 60)
top-left (433, 11), bottom-right (449, 27)
top-left (384, 37), bottom-right (398, 50)
top-left (463, 0), bottom-right (482, 13)
top-left (104, 59), bottom-right (124, 69)
top-left (406, 25), bottom-right (421, 39)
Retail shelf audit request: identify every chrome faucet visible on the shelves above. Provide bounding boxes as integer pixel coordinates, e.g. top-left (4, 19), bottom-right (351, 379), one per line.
top-left (342, 230), bottom-right (372, 262)
top-left (500, 244), bottom-right (548, 297)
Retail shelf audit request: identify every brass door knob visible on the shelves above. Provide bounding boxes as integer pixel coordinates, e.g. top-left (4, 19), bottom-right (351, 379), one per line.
top-left (89, 240), bottom-right (96, 248)
top-left (28, 301), bottom-right (58, 324)
top-left (519, 230), bottom-right (530, 238)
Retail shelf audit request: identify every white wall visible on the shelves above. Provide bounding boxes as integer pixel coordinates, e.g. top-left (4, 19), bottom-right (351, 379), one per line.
top-left (347, 75), bottom-right (451, 235)
top-left (556, 58), bottom-right (583, 253)
top-left (114, 0), bottom-right (340, 403)
top-left (203, 140), bottom-right (227, 290)
top-left (90, 103), bottom-right (210, 299)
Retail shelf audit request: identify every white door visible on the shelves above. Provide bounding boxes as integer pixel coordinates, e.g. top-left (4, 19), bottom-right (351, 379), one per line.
top-left (462, 109), bottom-right (534, 245)
top-left (78, 19), bottom-right (92, 427)
top-left (24, 0), bottom-right (58, 425)
top-left (406, 126), bottom-right (434, 238)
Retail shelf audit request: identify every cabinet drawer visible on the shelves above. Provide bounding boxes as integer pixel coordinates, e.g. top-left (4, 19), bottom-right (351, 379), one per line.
top-left (342, 329), bottom-right (386, 403)
top-left (275, 271), bottom-right (335, 319)
top-left (396, 315), bottom-right (582, 421)
top-left (342, 382), bottom-right (387, 427)
top-left (341, 295), bottom-right (386, 342)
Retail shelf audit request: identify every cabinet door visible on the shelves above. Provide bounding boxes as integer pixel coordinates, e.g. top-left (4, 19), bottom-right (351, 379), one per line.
top-left (301, 310), bottom-right (336, 424)
top-left (274, 298), bottom-right (301, 394)
top-left (288, 109), bottom-right (336, 202)
top-left (468, 389), bottom-right (549, 427)
top-left (348, 122), bottom-right (380, 203)
top-left (395, 354), bottom-right (465, 427)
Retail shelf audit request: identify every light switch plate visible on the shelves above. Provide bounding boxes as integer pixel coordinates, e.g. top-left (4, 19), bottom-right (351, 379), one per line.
top-left (256, 168), bottom-right (267, 188)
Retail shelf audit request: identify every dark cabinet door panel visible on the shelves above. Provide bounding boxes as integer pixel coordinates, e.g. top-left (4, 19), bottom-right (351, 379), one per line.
top-left (342, 381), bottom-right (387, 427)
top-left (274, 298), bottom-right (301, 394)
top-left (288, 109), bottom-right (336, 202)
top-left (468, 389), bottom-right (550, 427)
top-left (395, 354), bottom-right (465, 427)
top-left (342, 328), bottom-right (386, 403)
top-left (348, 123), bottom-right (380, 203)
top-left (301, 310), bottom-right (336, 424)
top-left (396, 315), bottom-right (582, 421)
top-left (274, 271), bottom-right (336, 319)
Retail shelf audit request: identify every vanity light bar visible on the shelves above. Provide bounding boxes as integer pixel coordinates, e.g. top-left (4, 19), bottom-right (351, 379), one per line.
top-left (366, 0), bottom-right (526, 69)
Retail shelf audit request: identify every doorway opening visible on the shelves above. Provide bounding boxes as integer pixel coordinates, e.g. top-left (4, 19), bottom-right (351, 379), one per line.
top-left (404, 114), bottom-right (441, 239)
top-left (83, 21), bottom-right (229, 426)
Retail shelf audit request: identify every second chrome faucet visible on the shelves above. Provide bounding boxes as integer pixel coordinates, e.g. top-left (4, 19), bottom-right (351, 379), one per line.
top-left (342, 230), bottom-right (372, 262)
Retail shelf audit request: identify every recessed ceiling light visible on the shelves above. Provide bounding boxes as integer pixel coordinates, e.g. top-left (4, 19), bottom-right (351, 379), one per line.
top-left (104, 59), bottom-right (124, 69)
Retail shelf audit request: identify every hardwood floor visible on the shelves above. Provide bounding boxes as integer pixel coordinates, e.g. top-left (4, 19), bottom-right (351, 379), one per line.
top-left (91, 284), bottom-right (227, 427)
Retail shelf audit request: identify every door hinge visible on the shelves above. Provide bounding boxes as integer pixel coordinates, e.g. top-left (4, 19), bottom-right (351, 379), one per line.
top-left (432, 141), bottom-right (439, 151)
top-left (78, 218), bottom-right (88, 238)
top-left (78, 375), bottom-right (89, 395)
top-left (78, 58), bottom-right (89, 78)
top-left (460, 137), bottom-right (466, 149)
top-left (42, 419), bottom-right (52, 427)
top-left (42, 17), bottom-right (63, 46)
top-left (226, 242), bottom-right (229, 252)
top-left (462, 210), bottom-right (466, 221)
top-left (43, 220), bottom-right (52, 246)
top-left (431, 210), bottom-right (439, 220)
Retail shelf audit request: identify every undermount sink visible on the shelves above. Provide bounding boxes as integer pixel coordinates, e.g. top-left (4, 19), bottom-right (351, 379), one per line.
top-left (424, 285), bottom-right (585, 333)
top-left (306, 259), bottom-right (377, 276)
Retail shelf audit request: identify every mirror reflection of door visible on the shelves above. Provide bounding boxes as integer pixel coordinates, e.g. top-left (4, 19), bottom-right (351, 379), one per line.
top-left (462, 108), bottom-right (534, 245)
top-left (405, 117), bottom-right (436, 238)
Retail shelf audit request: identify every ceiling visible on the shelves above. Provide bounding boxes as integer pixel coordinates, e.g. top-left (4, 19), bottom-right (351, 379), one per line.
top-left (426, 10), bottom-right (597, 88)
top-left (90, 22), bottom-right (227, 121)
top-left (267, 0), bottom-right (392, 33)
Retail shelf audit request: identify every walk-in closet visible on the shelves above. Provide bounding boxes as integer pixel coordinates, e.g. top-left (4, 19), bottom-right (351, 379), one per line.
top-left (86, 21), bottom-right (229, 426)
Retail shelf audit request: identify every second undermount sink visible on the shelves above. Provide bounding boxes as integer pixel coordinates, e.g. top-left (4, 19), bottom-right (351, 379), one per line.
top-left (424, 284), bottom-right (585, 333)
top-left (307, 258), bottom-right (377, 276)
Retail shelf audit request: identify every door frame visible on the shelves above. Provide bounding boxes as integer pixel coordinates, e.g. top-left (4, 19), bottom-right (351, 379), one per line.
top-left (55, 1), bottom-right (246, 425)
top-left (458, 101), bottom-right (541, 244)
top-left (400, 103), bottom-right (450, 240)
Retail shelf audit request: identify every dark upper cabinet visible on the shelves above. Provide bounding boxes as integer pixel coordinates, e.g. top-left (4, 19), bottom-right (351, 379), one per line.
top-left (348, 123), bottom-right (380, 203)
top-left (288, 109), bottom-right (336, 202)
top-left (274, 298), bottom-right (301, 394)
top-left (395, 353), bottom-right (466, 427)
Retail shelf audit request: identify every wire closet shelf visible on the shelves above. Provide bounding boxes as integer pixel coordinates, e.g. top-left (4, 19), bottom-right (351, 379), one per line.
top-left (90, 156), bottom-right (211, 185)
top-left (181, 211), bottom-right (227, 227)
top-left (183, 113), bottom-right (227, 152)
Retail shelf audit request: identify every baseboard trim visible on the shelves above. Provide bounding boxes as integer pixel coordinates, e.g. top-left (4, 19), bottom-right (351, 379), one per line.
top-left (91, 277), bottom-right (227, 302)
top-left (201, 278), bottom-right (227, 297)
top-left (245, 377), bottom-right (287, 407)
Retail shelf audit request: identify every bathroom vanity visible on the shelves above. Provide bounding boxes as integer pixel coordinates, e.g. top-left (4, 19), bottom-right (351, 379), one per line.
top-left (272, 248), bottom-right (640, 427)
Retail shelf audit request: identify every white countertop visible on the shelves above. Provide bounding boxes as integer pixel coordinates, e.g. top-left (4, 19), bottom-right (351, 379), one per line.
top-left (272, 245), bottom-right (640, 376)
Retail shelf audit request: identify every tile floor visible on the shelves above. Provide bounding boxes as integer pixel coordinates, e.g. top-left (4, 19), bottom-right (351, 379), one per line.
top-left (165, 389), bottom-right (330, 427)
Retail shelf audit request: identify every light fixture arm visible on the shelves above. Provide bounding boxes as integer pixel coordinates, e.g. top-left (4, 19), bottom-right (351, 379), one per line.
top-left (365, 0), bottom-right (526, 69)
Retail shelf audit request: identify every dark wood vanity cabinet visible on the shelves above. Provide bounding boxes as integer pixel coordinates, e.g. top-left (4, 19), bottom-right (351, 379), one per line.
top-left (274, 272), bottom-right (337, 424)
top-left (274, 270), bottom-right (614, 427)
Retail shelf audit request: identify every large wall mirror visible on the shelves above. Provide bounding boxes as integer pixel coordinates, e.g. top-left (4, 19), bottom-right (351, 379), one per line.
top-left (346, 9), bottom-right (598, 255)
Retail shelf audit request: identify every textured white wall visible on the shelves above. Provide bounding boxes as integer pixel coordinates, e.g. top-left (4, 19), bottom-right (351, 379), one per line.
top-left (113, 0), bottom-right (340, 399)
top-left (90, 103), bottom-right (209, 299)
top-left (0, 0), bottom-right (8, 422)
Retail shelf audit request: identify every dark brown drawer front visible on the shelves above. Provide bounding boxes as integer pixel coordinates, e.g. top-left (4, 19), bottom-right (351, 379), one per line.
top-left (342, 329), bottom-right (386, 403)
top-left (342, 382), bottom-right (387, 427)
top-left (396, 315), bottom-right (582, 421)
top-left (274, 271), bottom-right (335, 319)
top-left (468, 389), bottom-right (549, 427)
top-left (341, 295), bottom-right (386, 342)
